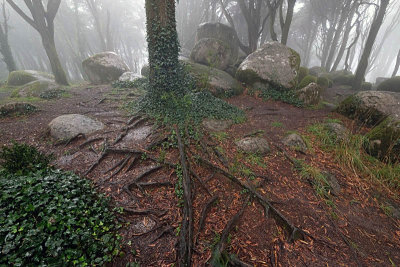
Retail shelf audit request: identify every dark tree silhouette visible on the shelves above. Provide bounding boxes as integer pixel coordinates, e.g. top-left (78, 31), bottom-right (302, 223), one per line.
top-left (0, 1), bottom-right (16, 72)
top-left (6, 0), bottom-right (69, 85)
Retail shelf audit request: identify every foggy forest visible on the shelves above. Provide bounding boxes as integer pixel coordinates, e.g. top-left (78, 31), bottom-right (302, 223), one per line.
top-left (0, 0), bottom-right (400, 266)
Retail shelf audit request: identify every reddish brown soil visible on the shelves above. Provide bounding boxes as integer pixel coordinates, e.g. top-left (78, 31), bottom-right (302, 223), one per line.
top-left (0, 85), bottom-right (399, 266)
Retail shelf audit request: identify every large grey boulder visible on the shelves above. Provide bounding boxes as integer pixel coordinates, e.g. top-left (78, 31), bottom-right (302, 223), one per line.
top-left (337, 91), bottom-right (400, 161)
top-left (337, 91), bottom-right (400, 125)
top-left (183, 61), bottom-right (243, 97)
top-left (82, 52), bottom-right (130, 84)
top-left (7, 70), bottom-right (54, 86)
top-left (236, 137), bottom-right (270, 155)
top-left (190, 38), bottom-right (232, 71)
top-left (49, 114), bottom-right (105, 140)
top-left (195, 22), bottom-right (238, 65)
top-left (236, 42), bottom-right (300, 89)
top-left (296, 83), bottom-right (322, 105)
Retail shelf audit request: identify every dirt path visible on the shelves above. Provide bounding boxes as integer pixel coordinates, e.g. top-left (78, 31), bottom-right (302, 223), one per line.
top-left (0, 85), bottom-right (399, 266)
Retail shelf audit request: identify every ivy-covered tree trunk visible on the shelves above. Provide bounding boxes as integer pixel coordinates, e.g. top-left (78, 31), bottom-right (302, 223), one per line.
top-left (145, 0), bottom-right (182, 102)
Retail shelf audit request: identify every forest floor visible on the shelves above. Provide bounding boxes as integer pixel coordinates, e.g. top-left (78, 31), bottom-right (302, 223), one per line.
top-left (0, 84), bottom-right (399, 266)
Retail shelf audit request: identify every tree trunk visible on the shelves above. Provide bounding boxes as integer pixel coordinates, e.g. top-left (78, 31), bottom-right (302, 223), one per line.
top-left (353, 0), bottom-right (389, 90)
top-left (41, 32), bottom-right (69, 85)
top-left (0, 29), bottom-right (16, 72)
top-left (145, 0), bottom-right (181, 97)
top-left (391, 49), bottom-right (400, 77)
top-left (281, 0), bottom-right (296, 45)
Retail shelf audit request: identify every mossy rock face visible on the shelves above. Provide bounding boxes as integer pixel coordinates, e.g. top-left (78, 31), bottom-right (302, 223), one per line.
top-left (0, 102), bottom-right (38, 117)
top-left (297, 67), bottom-right (309, 83)
top-left (336, 91), bottom-right (400, 126)
top-left (377, 76), bottom-right (400, 92)
top-left (365, 117), bottom-right (400, 162)
top-left (184, 61), bottom-right (243, 98)
top-left (190, 38), bottom-right (233, 71)
top-left (82, 52), bottom-right (130, 84)
top-left (7, 70), bottom-right (54, 86)
top-left (236, 42), bottom-right (300, 89)
top-left (299, 75), bottom-right (317, 89)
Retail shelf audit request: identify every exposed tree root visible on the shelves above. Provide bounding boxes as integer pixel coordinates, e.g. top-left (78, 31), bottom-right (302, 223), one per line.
top-left (210, 198), bottom-right (249, 266)
top-left (148, 225), bottom-right (174, 244)
top-left (194, 195), bottom-right (218, 245)
top-left (176, 129), bottom-right (193, 267)
top-left (55, 133), bottom-right (86, 146)
top-left (198, 157), bottom-right (305, 242)
top-left (122, 207), bottom-right (166, 217)
top-left (79, 137), bottom-right (103, 149)
top-left (190, 169), bottom-right (212, 196)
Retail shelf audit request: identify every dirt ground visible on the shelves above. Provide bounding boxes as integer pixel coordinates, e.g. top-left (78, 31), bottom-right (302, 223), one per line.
top-left (0, 84), bottom-right (399, 266)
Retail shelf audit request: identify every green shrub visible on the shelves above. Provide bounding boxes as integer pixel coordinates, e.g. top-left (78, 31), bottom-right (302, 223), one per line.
top-left (0, 169), bottom-right (121, 266)
top-left (333, 74), bottom-right (355, 86)
top-left (297, 67), bottom-right (309, 83)
top-left (317, 76), bottom-right (330, 88)
top-left (0, 142), bottom-right (52, 174)
top-left (377, 76), bottom-right (400, 92)
top-left (362, 82), bottom-right (373, 91)
top-left (309, 66), bottom-right (327, 77)
top-left (298, 75), bottom-right (317, 89)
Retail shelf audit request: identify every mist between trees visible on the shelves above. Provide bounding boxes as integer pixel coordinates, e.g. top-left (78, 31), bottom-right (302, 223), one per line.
top-left (0, 0), bottom-right (399, 84)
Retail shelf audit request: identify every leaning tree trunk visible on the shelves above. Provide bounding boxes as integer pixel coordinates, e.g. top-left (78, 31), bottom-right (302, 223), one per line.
top-left (353, 0), bottom-right (390, 90)
top-left (145, 0), bottom-right (181, 100)
top-left (281, 0), bottom-right (296, 45)
top-left (391, 49), bottom-right (400, 77)
top-left (41, 32), bottom-right (69, 85)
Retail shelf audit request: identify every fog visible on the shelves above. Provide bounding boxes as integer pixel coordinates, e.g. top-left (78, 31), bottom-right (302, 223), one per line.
top-left (1, 0), bottom-right (399, 83)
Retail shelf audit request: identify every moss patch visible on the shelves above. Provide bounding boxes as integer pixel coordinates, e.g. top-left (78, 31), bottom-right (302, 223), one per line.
top-left (236, 68), bottom-right (262, 85)
top-left (377, 76), bottom-right (400, 92)
top-left (298, 75), bottom-right (317, 89)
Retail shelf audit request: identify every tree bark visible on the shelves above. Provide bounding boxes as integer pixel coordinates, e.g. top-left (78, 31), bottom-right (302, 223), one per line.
top-left (353, 0), bottom-right (389, 90)
top-left (392, 49), bottom-right (400, 77)
top-left (280, 0), bottom-right (296, 45)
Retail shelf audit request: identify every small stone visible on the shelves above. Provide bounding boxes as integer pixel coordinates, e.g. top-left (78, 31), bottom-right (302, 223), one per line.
top-left (324, 172), bottom-right (341, 196)
top-left (119, 72), bottom-right (142, 82)
top-left (130, 217), bottom-right (156, 235)
top-left (202, 119), bottom-right (232, 132)
top-left (282, 133), bottom-right (307, 152)
top-left (296, 83), bottom-right (323, 105)
top-left (48, 114), bottom-right (104, 140)
top-left (324, 123), bottom-right (349, 141)
top-left (236, 137), bottom-right (270, 154)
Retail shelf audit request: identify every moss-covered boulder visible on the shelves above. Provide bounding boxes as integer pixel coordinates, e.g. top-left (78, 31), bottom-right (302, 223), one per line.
top-left (317, 76), bottom-right (330, 88)
top-left (377, 76), bottom-right (400, 92)
top-left (236, 42), bottom-right (300, 89)
top-left (190, 38), bottom-right (233, 71)
top-left (13, 80), bottom-right (64, 99)
top-left (332, 74), bottom-right (355, 86)
top-left (0, 102), bottom-right (37, 117)
top-left (7, 70), bottom-right (54, 86)
top-left (309, 66), bottom-right (327, 77)
top-left (362, 82), bottom-right (373, 91)
top-left (195, 22), bottom-right (238, 65)
top-left (365, 117), bottom-right (400, 162)
top-left (184, 61), bottom-right (243, 97)
top-left (141, 65), bottom-right (150, 77)
top-left (337, 91), bottom-right (400, 126)
top-left (299, 75), bottom-right (317, 89)
top-left (297, 67), bottom-right (309, 83)
top-left (82, 52), bottom-right (130, 84)
top-left (295, 82), bottom-right (322, 105)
